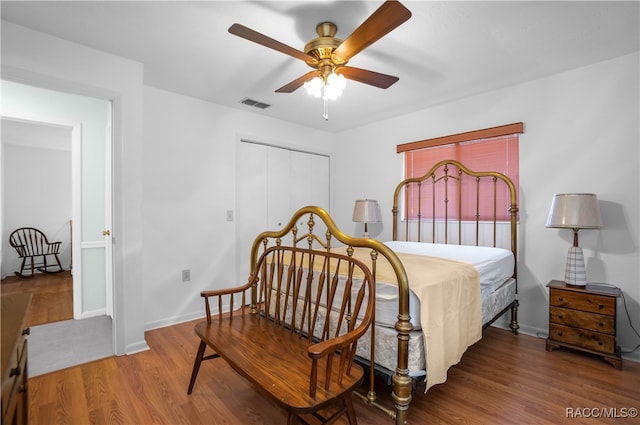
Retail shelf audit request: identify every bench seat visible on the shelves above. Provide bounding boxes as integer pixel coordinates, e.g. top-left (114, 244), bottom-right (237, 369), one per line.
top-left (194, 315), bottom-right (364, 413)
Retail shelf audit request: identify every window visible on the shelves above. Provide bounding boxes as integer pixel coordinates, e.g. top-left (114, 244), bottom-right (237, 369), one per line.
top-left (398, 123), bottom-right (522, 221)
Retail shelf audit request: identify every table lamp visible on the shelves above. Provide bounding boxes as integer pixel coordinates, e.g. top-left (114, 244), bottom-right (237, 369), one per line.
top-left (545, 193), bottom-right (603, 286)
top-left (352, 199), bottom-right (381, 237)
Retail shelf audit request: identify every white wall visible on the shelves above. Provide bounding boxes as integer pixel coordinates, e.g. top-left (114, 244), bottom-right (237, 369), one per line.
top-left (141, 86), bottom-right (336, 329)
top-left (2, 142), bottom-right (71, 276)
top-left (333, 52), bottom-right (640, 361)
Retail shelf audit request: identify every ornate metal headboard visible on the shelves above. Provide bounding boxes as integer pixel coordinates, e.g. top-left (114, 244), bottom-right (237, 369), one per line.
top-left (391, 159), bottom-right (518, 277)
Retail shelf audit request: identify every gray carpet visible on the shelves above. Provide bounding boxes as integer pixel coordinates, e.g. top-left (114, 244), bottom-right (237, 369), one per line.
top-left (29, 315), bottom-right (113, 376)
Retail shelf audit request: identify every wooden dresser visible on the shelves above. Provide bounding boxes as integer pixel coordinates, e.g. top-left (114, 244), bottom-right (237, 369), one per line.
top-left (546, 280), bottom-right (621, 369)
top-left (1, 293), bottom-right (31, 425)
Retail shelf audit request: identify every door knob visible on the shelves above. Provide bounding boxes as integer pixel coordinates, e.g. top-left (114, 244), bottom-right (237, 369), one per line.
top-left (103, 230), bottom-right (111, 236)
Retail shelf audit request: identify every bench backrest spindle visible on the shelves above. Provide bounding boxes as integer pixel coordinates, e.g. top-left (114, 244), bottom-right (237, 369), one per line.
top-left (222, 245), bottom-right (375, 398)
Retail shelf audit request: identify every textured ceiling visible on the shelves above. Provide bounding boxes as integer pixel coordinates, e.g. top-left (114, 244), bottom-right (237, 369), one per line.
top-left (2, 1), bottom-right (638, 132)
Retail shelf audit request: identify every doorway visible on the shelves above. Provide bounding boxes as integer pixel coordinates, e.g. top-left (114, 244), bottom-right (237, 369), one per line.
top-left (1, 119), bottom-right (72, 280)
top-left (1, 81), bottom-right (114, 374)
top-left (1, 118), bottom-right (74, 327)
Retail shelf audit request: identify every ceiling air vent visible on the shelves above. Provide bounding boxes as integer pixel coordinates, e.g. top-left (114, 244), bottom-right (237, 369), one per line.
top-left (240, 98), bottom-right (271, 109)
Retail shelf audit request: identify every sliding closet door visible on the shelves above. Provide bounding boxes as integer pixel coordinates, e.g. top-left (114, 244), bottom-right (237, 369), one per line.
top-left (309, 152), bottom-right (330, 211)
top-left (236, 140), bottom-right (330, 287)
top-left (236, 142), bottom-right (268, 283)
top-left (267, 146), bottom-right (292, 228)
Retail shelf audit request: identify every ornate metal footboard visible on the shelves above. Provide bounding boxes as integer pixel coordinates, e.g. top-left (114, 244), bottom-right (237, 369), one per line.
top-left (247, 206), bottom-right (413, 425)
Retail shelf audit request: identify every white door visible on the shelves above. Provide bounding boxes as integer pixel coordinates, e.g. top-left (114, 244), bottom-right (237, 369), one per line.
top-left (104, 109), bottom-right (114, 317)
top-left (236, 141), bottom-right (268, 284)
top-left (267, 146), bottom-right (291, 228)
top-left (309, 152), bottom-right (330, 211)
top-left (290, 150), bottom-right (313, 214)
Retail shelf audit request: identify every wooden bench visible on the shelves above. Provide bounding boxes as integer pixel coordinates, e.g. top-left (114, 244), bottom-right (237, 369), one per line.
top-left (187, 244), bottom-right (376, 425)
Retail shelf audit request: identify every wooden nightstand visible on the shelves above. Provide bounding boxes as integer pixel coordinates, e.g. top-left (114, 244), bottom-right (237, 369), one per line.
top-left (546, 280), bottom-right (622, 369)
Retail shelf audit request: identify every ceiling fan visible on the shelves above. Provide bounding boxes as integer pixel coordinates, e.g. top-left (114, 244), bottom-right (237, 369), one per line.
top-left (228, 0), bottom-right (412, 95)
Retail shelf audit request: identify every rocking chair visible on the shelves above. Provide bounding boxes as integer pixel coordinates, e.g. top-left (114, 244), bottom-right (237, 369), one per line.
top-left (9, 227), bottom-right (64, 278)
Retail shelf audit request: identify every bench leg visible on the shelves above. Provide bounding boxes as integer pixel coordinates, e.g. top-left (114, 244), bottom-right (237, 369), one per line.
top-left (187, 340), bottom-right (207, 394)
top-left (287, 413), bottom-right (297, 425)
top-left (344, 393), bottom-right (358, 425)
top-left (287, 393), bottom-right (358, 425)
top-left (187, 340), bottom-right (221, 394)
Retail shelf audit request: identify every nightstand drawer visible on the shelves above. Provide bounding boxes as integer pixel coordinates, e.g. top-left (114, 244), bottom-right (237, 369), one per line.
top-left (549, 306), bottom-right (615, 334)
top-left (549, 323), bottom-right (615, 354)
top-left (549, 288), bottom-right (615, 315)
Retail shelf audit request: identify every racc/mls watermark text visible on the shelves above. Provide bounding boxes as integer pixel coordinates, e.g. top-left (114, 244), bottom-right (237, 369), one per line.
top-left (566, 407), bottom-right (638, 419)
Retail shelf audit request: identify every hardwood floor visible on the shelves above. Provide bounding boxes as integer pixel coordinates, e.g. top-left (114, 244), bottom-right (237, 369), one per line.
top-left (27, 320), bottom-right (639, 424)
top-left (1, 271), bottom-right (73, 326)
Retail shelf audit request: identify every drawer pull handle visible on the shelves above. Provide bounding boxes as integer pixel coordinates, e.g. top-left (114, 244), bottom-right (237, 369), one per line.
top-left (598, 304), bottom-right (604, 309)
top-left (598, 322), bottom-right (604, 327)
top-left (598, 341), bottom-right (603, 346)
top-left (10, 366), bottom-right (21, 377)
top-left (557, 331), bottom-right (563, 336)
top-left (558, 315), bottom-right (563, 319)
top-left (22, 327), bottom-right (31, 336)
top-left (558, 297), bottom-right (564, 302)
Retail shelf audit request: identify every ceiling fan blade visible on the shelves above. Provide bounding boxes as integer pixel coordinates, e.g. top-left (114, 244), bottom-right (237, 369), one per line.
top-left (229, 23), bottom-right (318, 65)
top-left (337, 66), bottom-right (399, 89)
top-left (275, 70), bottom-right (322, 93)
top-left (332, 0), bottom-right (412, 63)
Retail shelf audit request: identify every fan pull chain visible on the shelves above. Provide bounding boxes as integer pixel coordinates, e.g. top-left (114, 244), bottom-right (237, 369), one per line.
top-left (323, 98), bottom-right (329, 120)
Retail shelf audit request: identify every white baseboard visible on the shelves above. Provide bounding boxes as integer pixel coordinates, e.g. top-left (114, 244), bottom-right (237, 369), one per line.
top-left (144, 311), bottom-right (206, 332)
top-left (80, 308), bottom-right (107, 319)
top-left (125, 341), bottom-right (150, 355)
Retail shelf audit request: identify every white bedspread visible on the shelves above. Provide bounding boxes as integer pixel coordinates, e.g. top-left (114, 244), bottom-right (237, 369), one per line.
top-left (347, 248), bottom-right (482, 391)
top-left (374, 241), bottom-right (515, 329)
top-left (384, 241), bottom-right (514, 291)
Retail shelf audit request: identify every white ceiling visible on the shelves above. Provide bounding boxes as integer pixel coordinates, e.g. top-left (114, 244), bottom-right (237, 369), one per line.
top-left (1, 1), bottom-right (638, 133)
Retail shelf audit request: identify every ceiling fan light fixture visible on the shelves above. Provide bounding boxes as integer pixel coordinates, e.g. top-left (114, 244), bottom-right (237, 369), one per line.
top-left (324, 72), bottom-right (346, 100)
top-left (304, 76), bottom-right (324, 98)
top-left (304, 72), bottom-right (347, 101)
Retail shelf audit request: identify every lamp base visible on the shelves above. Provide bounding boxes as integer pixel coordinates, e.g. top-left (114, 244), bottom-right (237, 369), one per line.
top-left (564, 246), bottom-right (587, 286)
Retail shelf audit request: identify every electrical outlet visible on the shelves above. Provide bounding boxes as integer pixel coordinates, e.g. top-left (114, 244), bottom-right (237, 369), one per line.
top-left (182, 269), bottom-right (191, 282)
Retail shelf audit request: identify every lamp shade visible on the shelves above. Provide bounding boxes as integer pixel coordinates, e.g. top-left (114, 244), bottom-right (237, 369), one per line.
top-left (352, 199), bottom-right (381, 223)
top-left (545, 193), bottom-right (603, 229)
top-left (546, 193), bottom-right (602, 286)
